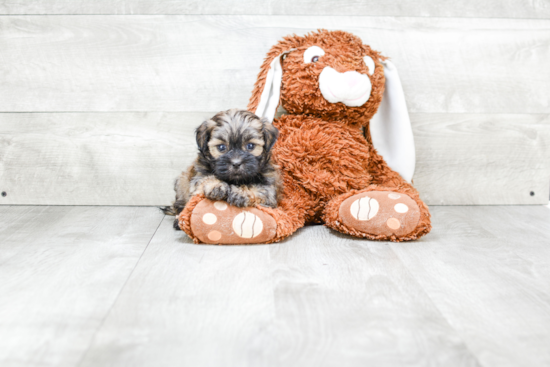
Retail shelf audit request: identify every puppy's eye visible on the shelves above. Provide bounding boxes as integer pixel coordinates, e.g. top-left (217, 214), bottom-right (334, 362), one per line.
top-left (246, 143), bottom-right (255, 151)
top-left (217, 144), bottom-right (227, 152)
top-left (311, 56), bottom-right (319, 63)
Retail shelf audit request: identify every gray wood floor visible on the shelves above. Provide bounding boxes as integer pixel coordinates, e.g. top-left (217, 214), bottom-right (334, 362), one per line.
top-left (1, 205), bottom-right (549, 367)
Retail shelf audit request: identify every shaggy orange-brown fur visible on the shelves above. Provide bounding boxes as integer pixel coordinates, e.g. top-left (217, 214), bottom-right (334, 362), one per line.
top-left (180, 29), bottom-right (431, 243)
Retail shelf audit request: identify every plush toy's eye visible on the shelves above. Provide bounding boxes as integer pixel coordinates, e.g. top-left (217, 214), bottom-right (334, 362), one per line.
top-left (304, 46), bottom-right (325, 64)
top-left (217, 144), bottom-right (227, 152)
top-left (363, 55), bottom-right (376, 75)
top-left (246, 143), bottom-right (255, 151)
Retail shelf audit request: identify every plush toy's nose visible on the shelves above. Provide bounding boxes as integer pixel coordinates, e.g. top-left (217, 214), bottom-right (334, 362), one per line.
top-left (318, 67), bottom-right (372, 107)
top-left (343, 72), bottom-right (362, 88)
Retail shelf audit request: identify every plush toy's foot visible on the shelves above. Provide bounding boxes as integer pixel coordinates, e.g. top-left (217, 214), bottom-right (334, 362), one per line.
top-left (336, 191), bottom-right (421, 239)
top-left (185, 198), bottom-right (277, 244)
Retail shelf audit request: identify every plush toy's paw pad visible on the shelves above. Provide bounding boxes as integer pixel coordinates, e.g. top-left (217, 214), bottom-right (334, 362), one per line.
top-left (189, 199), bottom-right (277, 244)
top-left (339, 191), bottom-right (420, 237)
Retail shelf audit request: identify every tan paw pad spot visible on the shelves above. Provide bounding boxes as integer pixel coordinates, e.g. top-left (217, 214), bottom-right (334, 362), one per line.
top-left (232, 212), bottom-right (263, 238)
top-left (207, 230), bottom-right (222, 241)
top-left (202, 213), bottom-right (217, 225)
top-left (387, 218), bottom-right (401, 230)
top-left (394, 203), bottom-right (409, 213)
top-left (350, 196), bottom-right (379, 221)
top-left (214, 201), bottom-right (228, 211)
top-left (388, 193), bottom-right (401, 200)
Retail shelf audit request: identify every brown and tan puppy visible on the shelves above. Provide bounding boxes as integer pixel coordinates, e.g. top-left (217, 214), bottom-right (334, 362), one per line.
top-left (163, 109), bottom-right (281, 229)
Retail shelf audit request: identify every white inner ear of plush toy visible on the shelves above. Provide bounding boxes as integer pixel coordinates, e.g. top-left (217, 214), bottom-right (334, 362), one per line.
top-left (363, 55), bottom-right (375, 75)
top-left (370, 60), bottom-right (416, 183)
top-left (303, 46), bottom-right (325, 63)
top-left (254, 54), bottom-right (284, 123)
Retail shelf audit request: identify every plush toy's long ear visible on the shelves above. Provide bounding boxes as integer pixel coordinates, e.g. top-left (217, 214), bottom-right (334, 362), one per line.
top-left (248, 42), bottom-right (296, 122)
top-left (369, 60), bottom-right (416, 183)
top-left (253, 54), bottom-right (284, 123)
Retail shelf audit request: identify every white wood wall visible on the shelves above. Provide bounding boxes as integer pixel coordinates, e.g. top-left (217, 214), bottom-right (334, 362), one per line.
top-left (0, 2), bottom-right (549, 205)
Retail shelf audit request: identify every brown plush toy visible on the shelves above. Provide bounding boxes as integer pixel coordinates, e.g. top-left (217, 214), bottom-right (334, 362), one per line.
top-left (179, 30), bottom-right (431, 244)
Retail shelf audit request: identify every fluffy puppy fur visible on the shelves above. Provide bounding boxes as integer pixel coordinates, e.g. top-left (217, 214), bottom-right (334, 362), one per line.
top-left (162, 109), bottom-right (282, 229)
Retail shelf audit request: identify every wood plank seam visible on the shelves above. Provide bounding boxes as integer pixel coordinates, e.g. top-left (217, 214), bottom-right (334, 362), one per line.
top-left (73, 212), bottom-right (166, 367)
top-left (385, 243), bottom-right (486, 366)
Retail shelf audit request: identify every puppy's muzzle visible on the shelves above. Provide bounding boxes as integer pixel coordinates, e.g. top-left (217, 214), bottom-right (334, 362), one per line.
top-left (231, 157), bottom-right (243, 169)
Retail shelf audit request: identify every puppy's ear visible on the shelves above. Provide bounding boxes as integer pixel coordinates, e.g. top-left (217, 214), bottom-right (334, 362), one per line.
top-left (261, 118), bottom-right (279, 152)
top-left (195, 120), bottom-right (213, 154)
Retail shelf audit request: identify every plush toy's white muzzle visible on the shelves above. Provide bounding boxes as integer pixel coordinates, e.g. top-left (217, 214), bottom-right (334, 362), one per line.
top-left (318, 67), bottom-right (372, 107)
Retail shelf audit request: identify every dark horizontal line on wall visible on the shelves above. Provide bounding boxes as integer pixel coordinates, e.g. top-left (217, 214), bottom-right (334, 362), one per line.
top-left (0, 14), bottom-right (549, 21)
top-left (1, 112), bottom-right (549, 116)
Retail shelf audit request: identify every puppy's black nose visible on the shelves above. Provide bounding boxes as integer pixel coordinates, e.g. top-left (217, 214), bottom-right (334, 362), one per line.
top-left (231, 160), bottom-right (242, 168)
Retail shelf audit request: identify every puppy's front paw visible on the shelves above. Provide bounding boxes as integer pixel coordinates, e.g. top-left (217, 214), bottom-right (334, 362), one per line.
top-left (204, 181), bottom-right (230, 201)
top-left (228, 186), bottom-right (252, 207)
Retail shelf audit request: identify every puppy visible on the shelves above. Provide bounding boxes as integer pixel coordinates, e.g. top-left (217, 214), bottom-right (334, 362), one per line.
top-left (162, 109), bottom-right (282, 229)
